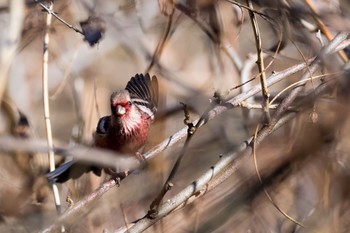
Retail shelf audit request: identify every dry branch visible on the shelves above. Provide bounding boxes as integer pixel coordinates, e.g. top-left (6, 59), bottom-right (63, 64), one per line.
top-left (38, 35), bottom-right (350, 232)
top-left (246, 0), bottom-right (271, 123)
top-left (40, 1), bottom-right (63, 222)
top-left (126, 32), bottom-right (348, 230)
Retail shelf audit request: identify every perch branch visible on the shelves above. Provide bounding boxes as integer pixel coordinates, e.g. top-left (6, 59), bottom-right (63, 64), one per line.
top-left (36, 36), bottom-right (350, 232)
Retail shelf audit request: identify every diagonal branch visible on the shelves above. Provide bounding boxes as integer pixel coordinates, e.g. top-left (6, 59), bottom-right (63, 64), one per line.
top-left (303, 0), bottom-right (348, 63)
top-left (148, 102), bottom-right (214, 217)
top-left (127, 112), bottom-right (297, 233)
top-left (127, 59), bottom-right (344, 232)
top-left (39, 36), bottom-right (350, 232)
top-left (35, 0), bottom-right (84, 35)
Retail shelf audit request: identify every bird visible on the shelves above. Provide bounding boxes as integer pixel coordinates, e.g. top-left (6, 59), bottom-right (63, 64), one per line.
top-left (47, 73), bottom-right (159, 183)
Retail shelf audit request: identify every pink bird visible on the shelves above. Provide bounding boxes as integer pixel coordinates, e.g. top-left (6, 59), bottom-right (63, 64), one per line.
top-left (47, 73), bottom-right (159, 182)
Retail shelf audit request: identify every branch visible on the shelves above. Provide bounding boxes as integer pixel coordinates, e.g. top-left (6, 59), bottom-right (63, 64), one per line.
top-left (270, 32), bottom-right (348, 124)
top-left (35, 0), bottom-right (84, 35)
top-left (41, 1), bottom-right (63, 223)
top-left (145, 10), bottom-right (174, 73)
top-left (35, 36), bottom-right (350, 232)
top-left (127, 68), bottom-right (339, 232)
top-left (303, 0), bottom-right (348, 63)
top-left (37, 58), bottom-right (308, 232)
top-left (141, 37), bottom-right (350, 163)
top-left (125, 33), bottom-right (349, 232)
top-left (246, 0), bottom-right (271, 123)
top-left (148, 102), bottom-right (208, 217)
top-left (127, 112), bottom-right (297, 233)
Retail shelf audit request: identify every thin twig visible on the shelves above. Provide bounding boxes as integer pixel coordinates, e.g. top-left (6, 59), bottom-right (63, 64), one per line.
top-left (174, 3), bottom-right (245, 73)
top-left (50, 48), bottom-right (80, 100)
top-left (128, 71), bottom-right (335, 232)
top-left (142, 37), bottom-right (350, 162)
top-left (38, 36), bottom-right (350, 232)
top-left (148, 102), bottom-right (208, 217)
top-left (224, 0), bottom-right (269, 18)
top-left (269, 73), bottom-right (341, 106)
top-left (35, 0), bottom-right (84, 35)
top-left (145, 10), bottom-right (174, 73)
top-left (246, 0), bottom-right (271, 123)
top-left (303, 0), bottom-right (348, 63)
top-left (252, 124), bottom-right (311, 231)
top-left (239, 101), bottom-right (279, 110)
top-left (271, 32), bottom-right (348, 124)
top-left (127, 112), bottom-right (297, 233)
top-left (126, 33), bottom-right (348, 233)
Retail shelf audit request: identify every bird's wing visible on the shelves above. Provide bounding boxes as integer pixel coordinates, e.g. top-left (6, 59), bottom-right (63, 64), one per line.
top-left (95, 115), bottom-right (110, 134)
top-left (46, 160), bottom-right (75, 182)
top-left (125, 73), bottom-right (159, 114)
top-left (46, 160), bottom-right (101, 183)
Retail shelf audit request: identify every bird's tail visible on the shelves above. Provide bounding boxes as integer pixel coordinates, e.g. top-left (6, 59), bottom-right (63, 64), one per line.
top-left (46, 161), bottom-right (99, 183)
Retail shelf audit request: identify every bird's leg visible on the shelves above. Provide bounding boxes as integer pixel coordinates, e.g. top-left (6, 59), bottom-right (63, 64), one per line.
top-left (107, 152), bottom-right (146, 185)
top-left (107, 169), bottom-right (129, 186)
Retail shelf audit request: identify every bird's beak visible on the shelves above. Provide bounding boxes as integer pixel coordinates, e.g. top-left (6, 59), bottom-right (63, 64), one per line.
top-left (116, 105), bottom-right (126, 115)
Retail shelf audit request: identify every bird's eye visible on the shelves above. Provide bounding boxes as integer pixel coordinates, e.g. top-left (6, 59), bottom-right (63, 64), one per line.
top-left (128, 101), bottom-right (132, 106)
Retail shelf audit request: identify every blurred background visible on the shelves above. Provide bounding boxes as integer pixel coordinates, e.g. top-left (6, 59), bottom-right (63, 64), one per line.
top-left (0, 0), bottom-right (350, 232)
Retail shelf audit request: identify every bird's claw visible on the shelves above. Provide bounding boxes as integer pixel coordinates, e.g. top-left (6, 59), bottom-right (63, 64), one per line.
top-left (110, 170), bottom-right (129, 186)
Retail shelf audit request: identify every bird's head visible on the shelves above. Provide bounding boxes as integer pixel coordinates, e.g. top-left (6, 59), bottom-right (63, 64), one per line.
top-left (110, 90), bottom-right (133, 117)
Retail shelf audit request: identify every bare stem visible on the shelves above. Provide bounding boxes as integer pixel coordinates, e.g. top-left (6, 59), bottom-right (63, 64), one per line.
top-left (35, 0), bottom-right (84, 35)
top-left (127, 112), bottom-right (296, 233)
top-left (38, 37), bottom-right (350, 232)
top-left (303, 0), bottom-right (348, 63)
top-left (41, 1), bottom-right (63, 230)
top-left (148, 102), bottom-right (208, 217)
top-left (145, 11), bottom-right (174, 73)
top-left (246, 0), bottom-right (270, 123)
